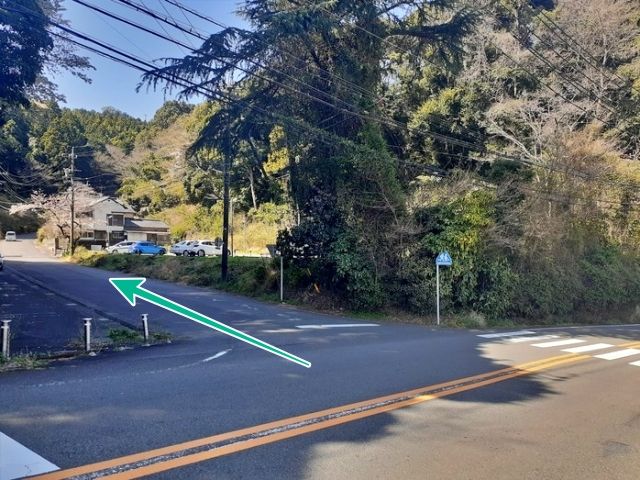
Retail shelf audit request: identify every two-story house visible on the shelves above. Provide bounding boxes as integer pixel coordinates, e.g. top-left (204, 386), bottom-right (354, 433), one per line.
top-left (77, 197), bottom-right (170, 247)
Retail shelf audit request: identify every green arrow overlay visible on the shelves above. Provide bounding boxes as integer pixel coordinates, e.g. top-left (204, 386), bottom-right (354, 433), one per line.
top-left (109, 278), bottom-right (311, 368)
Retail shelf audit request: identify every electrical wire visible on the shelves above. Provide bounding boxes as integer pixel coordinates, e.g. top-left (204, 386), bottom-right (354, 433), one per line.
top-left (6, 1), bottom-right (640, 195)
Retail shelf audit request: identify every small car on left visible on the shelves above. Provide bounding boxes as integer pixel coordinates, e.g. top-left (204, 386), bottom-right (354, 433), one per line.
top-left (4, 231), bottom-right (16, 241)
top-left (128, 241), bottom-right (166, 256)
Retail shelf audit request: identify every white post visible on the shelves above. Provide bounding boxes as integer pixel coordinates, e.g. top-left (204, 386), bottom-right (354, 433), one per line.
top-left (83, 318), bottom-right (92, 353)
top-left (436, 264), bottom-right (440, 326)
top-left (1, 320), bottom-right (11, 359)
top-left (280, 255), bottom-right (284, 302)
top-left (141, 314), bottom-right (150, 346)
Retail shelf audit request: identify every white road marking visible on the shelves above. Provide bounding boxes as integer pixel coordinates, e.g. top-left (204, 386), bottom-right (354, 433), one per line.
top-left (477, 330), bottom-right (535, 339)
top-left (594, 349), bottom-right (640, 361)
top-left (262, 329), bottom-right (301, 333)
top-left (202, 349), bottom-right (231, 362)
top-left (0, 431), bottom-right (58, 480)
top-left (534, 323), bottom-right (640, 331)
top-left (562, 343), bottom-right (613, 353)
top-left (532, 339), bottom-right (585, 348)
top-left (508, 335), bottom-right (559, 343)
top-left (629, 360), bottom-right (640, 367)
top-left (296, 324), bottom-right (379, 330)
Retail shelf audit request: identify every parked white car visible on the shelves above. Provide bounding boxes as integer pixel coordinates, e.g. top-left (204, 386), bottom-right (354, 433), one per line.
top-left (106, 241), bottom-right (135, 254)
top-left (187, 240), bottom-right (228, 257)
top-left (170, 240), bottom-right (197, 256)
top-left (4, 231), bottom-right (16, 241)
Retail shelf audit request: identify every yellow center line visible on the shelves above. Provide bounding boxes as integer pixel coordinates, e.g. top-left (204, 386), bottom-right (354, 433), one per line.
top-left (29, 350), bottom-right (596, 480)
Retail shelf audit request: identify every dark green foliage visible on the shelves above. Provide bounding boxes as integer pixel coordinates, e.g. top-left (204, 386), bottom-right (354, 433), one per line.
top-left (329, 232), bottom-right (385, 311)
top-left (394, 189), bottom-right (517, 318)
top-left (0, 0), bottom-right (52, 105)
top-left (579, 246), bottom-right (640, 311)
top-left (149, 101), bottom-right (193, 130)
top-left (118, 153), bottom-right (181, 213)
top-left (71, 108), bottom-right (144, 155)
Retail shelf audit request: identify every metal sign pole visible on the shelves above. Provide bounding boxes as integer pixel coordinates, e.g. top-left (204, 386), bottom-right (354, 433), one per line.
top-left (280, 255), bottom-right (284, 302)
top-left (436, 264), bottom-right (440, 326)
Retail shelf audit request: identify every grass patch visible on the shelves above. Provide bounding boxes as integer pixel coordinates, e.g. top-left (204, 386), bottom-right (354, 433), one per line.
top-left (151, 331), bottom-right (173, 343)
top-left (74, 253), bottom-right (281, 299)
top-left (108, 327), bottom-right (143, 346)
top-left (0, 353), bottom-right (47, 371)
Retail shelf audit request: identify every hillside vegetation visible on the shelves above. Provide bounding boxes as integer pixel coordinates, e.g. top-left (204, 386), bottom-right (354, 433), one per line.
top-left (3, 0), bottom-right (640, 324)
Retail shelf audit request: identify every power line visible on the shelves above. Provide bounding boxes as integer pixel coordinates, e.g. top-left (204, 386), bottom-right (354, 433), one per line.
top-left (140, 0), bottom-right (193, 52)
top-left (72, 0), bottom-right (501, 165)
top-left (81, 0), bottom-right (384, 126)
top-left (7, 1), bottom-right (639, 195)
top-left (159, 0), bottom-right (381, 99)
top-left (154, 0), bottom-right (195, 49)
top-left (118, 0), bottom-right (483, 151)
top-left (69, 1), bottom-right (640, 192)
top-left (533, 6), bottom-right (640, 97)
top-left (524, 26), bottom-right (620, 111)
top-left (493, 45), bottom-right (611, 126)
top-left (515, 30), bottom-right (617, 118)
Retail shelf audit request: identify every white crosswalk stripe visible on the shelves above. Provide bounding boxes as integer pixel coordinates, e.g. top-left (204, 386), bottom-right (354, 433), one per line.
top-left (477, 330), bottom-right (535, 339)
top-left (532, 339), bottom-right (585, 348)
top-left (594, 349), bottom-right (640, 361)
top-left (478, 330), bottom-right (640, 368)
top-left (562, 343), bottom-right (613, 354)
top-left (508, 335), bottom-right (559, 343)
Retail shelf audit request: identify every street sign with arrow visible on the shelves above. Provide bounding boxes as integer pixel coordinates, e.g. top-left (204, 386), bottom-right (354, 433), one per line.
top-left (109, 278), bottom-right (311, 368)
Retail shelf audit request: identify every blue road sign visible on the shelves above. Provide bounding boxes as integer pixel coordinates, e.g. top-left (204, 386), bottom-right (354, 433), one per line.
top-left (436, 251), bottom-right (452, 266)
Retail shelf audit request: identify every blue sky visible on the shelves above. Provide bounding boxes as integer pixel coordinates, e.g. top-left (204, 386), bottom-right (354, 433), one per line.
top-left (54, 0), bottom-right (245, 119)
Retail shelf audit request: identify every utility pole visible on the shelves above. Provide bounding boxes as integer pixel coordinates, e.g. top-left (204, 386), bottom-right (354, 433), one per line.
top-left (221, 129), bottom-right (230, 281)
top-left (230, 197), bottom-right (234, 257)
top-left (69, 146), bottom-right (77, 255)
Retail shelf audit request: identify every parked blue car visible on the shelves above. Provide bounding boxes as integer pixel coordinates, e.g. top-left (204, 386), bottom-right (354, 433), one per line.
top-left (128, 241), bottom-right (166, 256)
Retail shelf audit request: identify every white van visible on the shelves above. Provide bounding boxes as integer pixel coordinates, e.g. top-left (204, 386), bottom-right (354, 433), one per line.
top-left (4, 231), bottom-right (16, 242)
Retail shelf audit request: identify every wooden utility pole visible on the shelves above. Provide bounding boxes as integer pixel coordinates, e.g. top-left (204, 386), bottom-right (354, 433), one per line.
top-left (221, 129), bottom-right (230, 281)
top-left (69, 146), bottom-right (77, 255)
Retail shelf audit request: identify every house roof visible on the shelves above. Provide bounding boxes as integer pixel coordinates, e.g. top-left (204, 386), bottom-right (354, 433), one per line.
top-left (89, 196), bottom-right (136, 213)
top-left (124, 218), bottom-right (169, 232)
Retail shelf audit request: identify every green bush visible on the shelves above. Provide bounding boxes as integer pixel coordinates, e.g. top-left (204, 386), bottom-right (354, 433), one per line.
top-left (511, 258), bottom-right (582, 318)
top-left (579, 245), bottom-right (640, 310)
top-left (329, 233), bottom-right (385, 311)
top-left (473, 257), bottom-right (518, 319)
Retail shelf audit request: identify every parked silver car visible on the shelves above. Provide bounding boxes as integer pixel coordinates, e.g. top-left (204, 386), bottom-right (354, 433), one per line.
top-left (170, 240), bottom-right (196, 256)
top-left (4, 231), bottom-right (16, 241)
top-left (106, 241), bottom-right (135, 254)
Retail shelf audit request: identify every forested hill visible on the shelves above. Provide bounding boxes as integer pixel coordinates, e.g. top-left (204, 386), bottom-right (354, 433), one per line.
top-left (0, 100), bottom-right (199, 197)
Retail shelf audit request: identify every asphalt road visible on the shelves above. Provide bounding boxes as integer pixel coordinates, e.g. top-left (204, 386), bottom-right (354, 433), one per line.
top-left (1, 235), bottom-right (639, 479)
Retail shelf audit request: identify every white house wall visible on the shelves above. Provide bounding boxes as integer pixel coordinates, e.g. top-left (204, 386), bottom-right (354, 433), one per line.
top-left (127, 232), bottom-right (147, 241)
